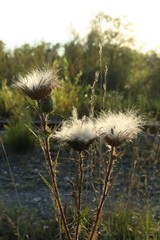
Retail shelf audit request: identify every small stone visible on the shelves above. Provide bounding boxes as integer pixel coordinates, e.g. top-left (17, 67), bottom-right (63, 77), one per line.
top-left (33, 197), bottom-right (41, 203)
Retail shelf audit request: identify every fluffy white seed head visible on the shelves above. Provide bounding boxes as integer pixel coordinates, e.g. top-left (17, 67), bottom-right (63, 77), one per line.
top-left (96, 110), bottom-right (144, 147)
top-left (53, 111), bottom-right (97, 152)
top-left (13, 67), bottom-right (60, 100)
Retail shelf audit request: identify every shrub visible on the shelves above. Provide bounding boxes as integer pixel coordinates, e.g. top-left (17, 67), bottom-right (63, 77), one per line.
top-left (4, 122), bottom-right (36, 153)
top-left (0, 79), bottom-right (26, 118)
top-left (53, 58), bottom-right (90, 117)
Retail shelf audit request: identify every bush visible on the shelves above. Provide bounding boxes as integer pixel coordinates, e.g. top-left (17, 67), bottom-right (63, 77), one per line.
top-left (4, 122), bottom-right (36, 153)
top-left (0, 79), bottom-right (26, 118)
top-left (53, 58), bottom-right (90, 117)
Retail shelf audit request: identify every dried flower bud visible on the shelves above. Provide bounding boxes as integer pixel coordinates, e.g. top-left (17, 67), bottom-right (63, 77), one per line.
top-left (40, 96), bottom-right (54, 114)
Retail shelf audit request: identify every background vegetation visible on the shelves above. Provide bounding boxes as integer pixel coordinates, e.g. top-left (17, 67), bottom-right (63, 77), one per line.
top-left (0, 13), bottom-right (160, 120)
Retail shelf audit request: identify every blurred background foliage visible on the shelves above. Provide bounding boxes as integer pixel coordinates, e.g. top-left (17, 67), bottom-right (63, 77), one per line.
top-left (0, 12), bottom-right (160, 121)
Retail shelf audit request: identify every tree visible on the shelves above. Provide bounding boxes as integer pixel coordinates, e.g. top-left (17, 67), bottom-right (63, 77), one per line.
top-left (81, 13), bottom-right (136, 90)
top-left (63, 34), bottom-right (83, 81)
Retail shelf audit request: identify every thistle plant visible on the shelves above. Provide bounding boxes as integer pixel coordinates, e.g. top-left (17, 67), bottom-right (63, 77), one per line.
top-left (13, 66), bottom-right (144, 240)
top-left (88, 110), bottom-right (144, 240)
top-left (54, 108), bottom-right (97, 239)
top-left (53, 109), bottom-right (144, 239)
top-left (13, 66), bottom-right (72, 240)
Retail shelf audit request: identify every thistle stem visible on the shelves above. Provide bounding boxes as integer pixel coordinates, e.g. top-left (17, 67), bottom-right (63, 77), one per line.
top-left (89, 146), bottom-right (115, 240)
top-left (78, 152), bottom-right (83, 211)
top-left (75, 151), bottom-right (84, 240)
top-left (37, 100), bottom-right (72, 240)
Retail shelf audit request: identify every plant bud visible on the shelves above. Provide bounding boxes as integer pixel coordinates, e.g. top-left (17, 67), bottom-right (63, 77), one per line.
top-left (40, 96), bottom-right (54, 113)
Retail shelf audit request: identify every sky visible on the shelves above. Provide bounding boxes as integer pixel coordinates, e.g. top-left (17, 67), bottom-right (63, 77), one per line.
top-left (0, 0), bottom-right (160, 52)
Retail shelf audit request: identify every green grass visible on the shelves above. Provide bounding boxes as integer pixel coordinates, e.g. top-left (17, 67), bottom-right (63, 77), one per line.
top-left (0, 201), bottom-right (58, 240)
top-left (102, 202), bottom-right (160, 240)
top-left (0, 201), bottom-right (159, 240)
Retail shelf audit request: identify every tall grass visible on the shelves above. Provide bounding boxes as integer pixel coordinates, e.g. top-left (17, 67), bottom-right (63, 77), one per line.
top-left (102, 202), bottom-right (160, 240)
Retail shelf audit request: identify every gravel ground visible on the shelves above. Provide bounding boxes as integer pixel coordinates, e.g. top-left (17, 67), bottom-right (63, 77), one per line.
top-left (0, 135), bottom-right (160, 221)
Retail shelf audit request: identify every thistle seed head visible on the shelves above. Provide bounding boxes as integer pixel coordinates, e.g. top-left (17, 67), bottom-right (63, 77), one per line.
top-left (53, 110), bottom-right (97, 152)
top-left (96, 110), bottom-right (144, 147)
top-left (13, 67), bottom-right (60, 100)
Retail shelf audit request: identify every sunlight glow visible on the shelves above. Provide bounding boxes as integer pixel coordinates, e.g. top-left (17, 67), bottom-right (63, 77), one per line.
top-left (0, 0), bottom-right (160, 52)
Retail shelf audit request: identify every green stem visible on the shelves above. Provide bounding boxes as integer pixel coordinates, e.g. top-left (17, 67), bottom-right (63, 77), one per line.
top-left (89, 146), bottom-right (115, 240)
top-left (37, 100), bottom-right (72, 240)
